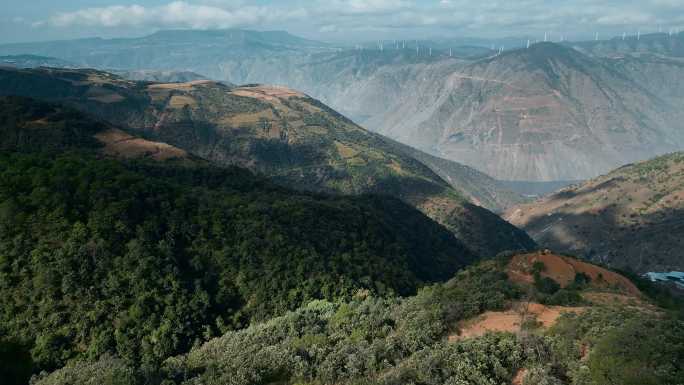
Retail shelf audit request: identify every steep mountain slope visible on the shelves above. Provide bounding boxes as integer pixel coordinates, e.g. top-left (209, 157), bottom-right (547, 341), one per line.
top-left (0, 67), bottom-right (535, 257)
top-left (336, 43), bottom-right (684, 181)
top-left (0, 95), bottom-right (191, 161)
top-left (32, 252), bottom-right (684, 385)
top-left (505, 152), bottom-right (684, 272)
top-left (177, 39), bottom-right (684, 183)
top-left (0, 96), bottom-right (477, 374)
top-left (384, 138), bottom-right (529, 211)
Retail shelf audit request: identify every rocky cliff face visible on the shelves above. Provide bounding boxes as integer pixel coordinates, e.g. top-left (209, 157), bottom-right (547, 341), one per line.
top-left (373, 43), bottom-right (684, 181)
top-left (277, 43), bottom-right (684, 182)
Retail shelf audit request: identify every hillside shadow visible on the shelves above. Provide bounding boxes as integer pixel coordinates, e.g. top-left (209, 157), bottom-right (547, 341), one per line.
top-left (546, 177), bottom-right (625, 202)
top-left (523, 206), bottom-right (684, 273)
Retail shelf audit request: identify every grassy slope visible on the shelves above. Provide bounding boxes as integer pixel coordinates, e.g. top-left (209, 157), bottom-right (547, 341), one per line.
top-left (0, 66), bottom-right (536, 257)
top-left (505, 152), bottom-right (684, 272)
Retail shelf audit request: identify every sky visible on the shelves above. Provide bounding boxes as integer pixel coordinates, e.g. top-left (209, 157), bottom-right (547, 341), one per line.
top-left (2, 0), bottom-right (684, 44)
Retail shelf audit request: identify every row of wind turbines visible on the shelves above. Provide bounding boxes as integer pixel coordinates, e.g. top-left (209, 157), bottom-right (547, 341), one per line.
top-left (348, 27), bottom-right (682, 57)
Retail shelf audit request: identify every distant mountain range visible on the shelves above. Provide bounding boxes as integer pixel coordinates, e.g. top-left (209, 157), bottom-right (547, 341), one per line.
top-left (0, 54), bottom-right (74, 68)
top-left (109, 69), bottom-right (210, 83)
top-left (567, 32), bottom-right (684, 58)
top-left (2, 30), bottom-right (682, 183)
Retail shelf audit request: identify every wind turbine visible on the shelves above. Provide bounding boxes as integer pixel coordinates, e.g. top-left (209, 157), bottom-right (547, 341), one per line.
top-left (526, 39), bottom-right (531, 48)
top-left (622, 32), bottom-right (626, 40)
top-left (595, 32), bottom-right (599, 41)
top-left (637, 30), bottom-right (641, 40)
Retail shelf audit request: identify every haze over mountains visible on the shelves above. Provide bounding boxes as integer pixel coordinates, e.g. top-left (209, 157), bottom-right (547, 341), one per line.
top-left (2, 30), bottom-right (683, 184)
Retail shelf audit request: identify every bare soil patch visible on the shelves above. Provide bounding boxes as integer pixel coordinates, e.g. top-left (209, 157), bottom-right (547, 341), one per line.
top-left (232, 85), bottom-right (305, 102)
top-left (507, 252), bottom-right (640, 296)
top-left (449, 301), bottom-right (584, 341)
top-left (148, 80), bottom-right (213, 90)
top-left (95, 129), bottom-right (188, 161)
top-left (512, 369), bottom-right (528, 385)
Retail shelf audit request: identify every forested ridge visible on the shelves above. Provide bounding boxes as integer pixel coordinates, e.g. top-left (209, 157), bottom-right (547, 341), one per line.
top-left (0, 148), bottom-right (475, 378)
top-left (0, 96), bottom-right (480, 381)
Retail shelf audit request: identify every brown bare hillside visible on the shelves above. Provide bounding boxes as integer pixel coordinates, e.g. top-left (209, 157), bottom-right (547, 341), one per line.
top-left (450, 302), bottom-right (585, 341)
top-left (450, 251), bottom-right (644, 345)
top-left (505, 153), bottom-right (684, 272)
top-left (95, 128), bottom-right (188, 161)
top-left (507, 251), bottom-right (641, 296)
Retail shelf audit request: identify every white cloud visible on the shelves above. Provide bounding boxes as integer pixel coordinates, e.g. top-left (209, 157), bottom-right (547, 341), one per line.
top-left (321, 0), bottom-right (410, 14)
top-left (49, 1), bottom-right (306, 29)
top-left (40, 0), bottom-right (684, 39)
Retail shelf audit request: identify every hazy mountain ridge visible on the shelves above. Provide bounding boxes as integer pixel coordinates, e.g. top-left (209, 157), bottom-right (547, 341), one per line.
top-left (505, 151), bottom-right (684, 272)
top-left (3, 31), bottom-right (683, 183)
top-left (0, 55), bottom-right (74, 68)
top-left (0, 29), bottom-right (334, 82)
top-left (284, 42), bottom-right (684, 182)
top-left (568, 32), bottom-right (684, 58)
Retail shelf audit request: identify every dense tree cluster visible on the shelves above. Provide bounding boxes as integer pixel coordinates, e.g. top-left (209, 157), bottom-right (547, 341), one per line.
top-left (34, 259), bottom-right (524, 384)
top-left (0, 150), bottom-right (473, 375)
top-left (32, 257), bottom-right (684, 385)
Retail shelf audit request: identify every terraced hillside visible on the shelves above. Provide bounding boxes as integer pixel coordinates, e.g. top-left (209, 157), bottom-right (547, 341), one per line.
top-left (0, 67), bottom-right (535, 257)
top-left (505, 152), bottom-right (684, 272)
